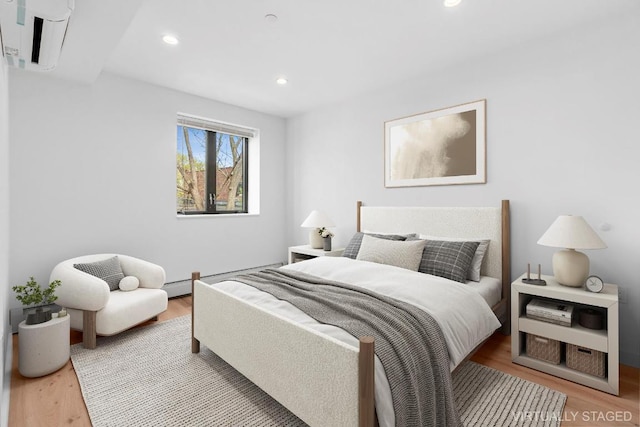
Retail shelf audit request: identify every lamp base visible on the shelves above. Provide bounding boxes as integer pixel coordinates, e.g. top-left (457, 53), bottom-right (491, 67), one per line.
top-left (309, 229), bottom-right (323, 249)
top-left (552, 249), bottom-right (589, 287)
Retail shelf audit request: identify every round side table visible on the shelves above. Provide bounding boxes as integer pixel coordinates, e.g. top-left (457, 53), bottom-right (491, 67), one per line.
top-left (18, 314), bottom-right (70, 378)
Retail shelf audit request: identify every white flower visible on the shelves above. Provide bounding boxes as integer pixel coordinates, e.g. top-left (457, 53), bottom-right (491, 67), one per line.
top-left (318, 227), bottom-right (334, 238)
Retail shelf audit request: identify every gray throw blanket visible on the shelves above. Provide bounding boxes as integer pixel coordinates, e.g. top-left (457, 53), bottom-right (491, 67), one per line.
top-left (234, 268), bottom-right (462, 427)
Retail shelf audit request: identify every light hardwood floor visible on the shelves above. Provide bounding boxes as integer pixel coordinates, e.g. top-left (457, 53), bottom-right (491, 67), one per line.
top-left (9, 296), bottom-right (639, 426)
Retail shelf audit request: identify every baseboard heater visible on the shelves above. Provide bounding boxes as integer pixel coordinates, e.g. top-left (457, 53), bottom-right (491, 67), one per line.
top-left (10, 263), bottom-right (283, 333)
top-left (163, 263), bottom-right (283, 299)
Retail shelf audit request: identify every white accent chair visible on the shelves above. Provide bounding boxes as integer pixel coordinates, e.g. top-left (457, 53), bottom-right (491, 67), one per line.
top-left (50, 254), bottom-right (168, 349)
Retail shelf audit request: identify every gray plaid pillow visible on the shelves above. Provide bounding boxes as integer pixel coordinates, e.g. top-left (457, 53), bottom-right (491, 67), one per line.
top-left (342, 232), bottom-right (411, 259)
top-left (74, 256), bottom-right (125, 291)
top-left (418, 240), bottom-right (479, 283)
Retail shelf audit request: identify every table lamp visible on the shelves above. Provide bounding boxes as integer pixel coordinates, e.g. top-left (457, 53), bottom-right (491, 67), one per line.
top-left (301, 210), bottom-right (335, 249)
top-left (537, 215), bottom-right (607, 287)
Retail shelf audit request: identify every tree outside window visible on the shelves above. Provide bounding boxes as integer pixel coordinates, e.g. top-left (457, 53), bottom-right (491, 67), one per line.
top-left (176, 124), bottom-right (248, 214)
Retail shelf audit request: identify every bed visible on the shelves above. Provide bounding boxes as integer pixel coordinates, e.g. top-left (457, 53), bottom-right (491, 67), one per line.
top-left (191, 200), bottom-right (511, 427)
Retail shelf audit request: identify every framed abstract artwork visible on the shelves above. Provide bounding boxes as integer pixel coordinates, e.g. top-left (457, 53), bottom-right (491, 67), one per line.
top-left (384, 99), bottom-right (486, 188)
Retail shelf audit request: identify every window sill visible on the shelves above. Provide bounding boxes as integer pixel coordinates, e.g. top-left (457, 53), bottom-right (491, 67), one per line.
top-left (176, 213), bottom-right (259, 219)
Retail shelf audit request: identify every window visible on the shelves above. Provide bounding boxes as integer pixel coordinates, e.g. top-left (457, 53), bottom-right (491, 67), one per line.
top-left (176, 114), bottom-right (254, 214)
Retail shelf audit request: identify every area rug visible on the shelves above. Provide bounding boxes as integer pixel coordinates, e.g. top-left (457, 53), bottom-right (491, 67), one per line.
top-left (71, 316), bottom-right (566, 427)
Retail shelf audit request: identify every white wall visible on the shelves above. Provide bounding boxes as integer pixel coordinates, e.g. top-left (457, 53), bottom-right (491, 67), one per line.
top-left (285, 14), bottom-right (640, 366)
top-left (8, 71), bottom-right (287, 307)
top-left (0, 58), bottom-right (10, 426)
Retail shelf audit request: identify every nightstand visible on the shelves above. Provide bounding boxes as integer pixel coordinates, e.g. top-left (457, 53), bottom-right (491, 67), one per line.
top-left (288, 245), bottom-right (345, 264)
top-left (511, 273), bottom-right (619, 395)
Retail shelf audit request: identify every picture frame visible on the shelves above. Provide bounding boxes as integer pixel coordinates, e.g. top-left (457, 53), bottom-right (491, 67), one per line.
top-left (384, 99), bottom-right (486, 188)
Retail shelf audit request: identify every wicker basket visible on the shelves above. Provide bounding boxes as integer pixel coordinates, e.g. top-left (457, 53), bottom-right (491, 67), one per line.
top-left (566, 344), bottom-right (605, 377)
top-left (526, 333), bottom-right (561, 364)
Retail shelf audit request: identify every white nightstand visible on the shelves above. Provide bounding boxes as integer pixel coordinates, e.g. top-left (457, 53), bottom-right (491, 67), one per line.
top-left (511, 273), bottom-right (619, 395)
top-left (288, 245), bottom-right (345, 264)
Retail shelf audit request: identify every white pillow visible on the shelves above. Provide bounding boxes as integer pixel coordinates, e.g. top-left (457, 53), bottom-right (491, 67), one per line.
top-left (119, 276), bottom-right (140, 292)
top-left (357, 234), bottom-right (426, 271)
top-left (419, 234), bottom-right (490, 282)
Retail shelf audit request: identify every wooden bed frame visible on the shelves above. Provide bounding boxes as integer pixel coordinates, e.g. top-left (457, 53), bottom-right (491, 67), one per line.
top-left (191, 200), bottom-right (510, 427)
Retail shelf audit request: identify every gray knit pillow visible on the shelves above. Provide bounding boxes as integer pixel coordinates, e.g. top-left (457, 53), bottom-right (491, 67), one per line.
top-left (418, 240), bottom-right (480, 283)
top-left (342, 232), bottom-right (411, 259)
top-left (74, 256), bottom-right (125, 291)
top-left (357, 235), bottom-right (427, 271)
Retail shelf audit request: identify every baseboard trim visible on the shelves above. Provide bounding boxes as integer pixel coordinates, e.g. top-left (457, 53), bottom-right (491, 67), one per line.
top-left (1, 334), bottom-right (12, 427)
top-left (163, 263), bottom-right (283, 299)
top-left (620, 350), bottom-right (639, 369)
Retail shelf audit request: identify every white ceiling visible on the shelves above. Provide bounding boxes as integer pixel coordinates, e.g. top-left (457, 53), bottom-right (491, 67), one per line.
top-left (48, 0), bottom-right (639, 118)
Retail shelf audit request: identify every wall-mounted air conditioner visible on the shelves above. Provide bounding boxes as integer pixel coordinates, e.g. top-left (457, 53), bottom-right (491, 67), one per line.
top-left (0, 0), bottom-right (75, 71)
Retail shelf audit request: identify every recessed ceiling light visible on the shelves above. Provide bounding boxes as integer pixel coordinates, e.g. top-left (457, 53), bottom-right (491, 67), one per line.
top-left (276, 77), bottom-right (288, 85)
top-left (265, 14), bottom-right (278, 23)
top-left (444, 0), bottom-right (461, 7)
top-left (162, 35), bottom-right (179, 45)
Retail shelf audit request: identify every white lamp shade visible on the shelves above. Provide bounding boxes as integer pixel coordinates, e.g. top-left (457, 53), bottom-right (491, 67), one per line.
top-left (301, 210), bottom-right (335, 228)
top-left (537, 215), bottom-right (607, 250)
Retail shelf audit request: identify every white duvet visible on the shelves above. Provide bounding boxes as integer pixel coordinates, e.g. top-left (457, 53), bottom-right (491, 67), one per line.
top-left (214, 256), bottom-right (500, 427)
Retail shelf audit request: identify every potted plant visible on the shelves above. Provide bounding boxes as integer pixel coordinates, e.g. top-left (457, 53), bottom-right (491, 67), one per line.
top-left (12, 277), bottom-right (61, 325)
top-left (318, 227), bottom-right (334, 251)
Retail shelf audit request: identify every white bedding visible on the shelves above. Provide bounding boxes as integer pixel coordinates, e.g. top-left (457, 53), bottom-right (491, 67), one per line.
top-left (466, 275), bottom-right (502, 307)
top-left (213, 257), bottom-right (500, 427)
